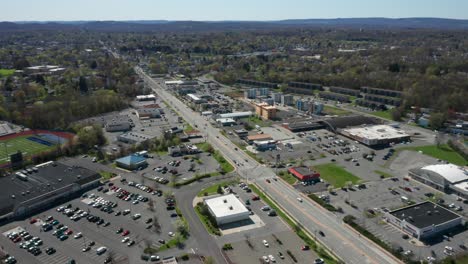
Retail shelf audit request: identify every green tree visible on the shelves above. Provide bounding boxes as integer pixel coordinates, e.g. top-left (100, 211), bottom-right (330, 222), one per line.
top-left (429, 112), bottom-right (447, 129)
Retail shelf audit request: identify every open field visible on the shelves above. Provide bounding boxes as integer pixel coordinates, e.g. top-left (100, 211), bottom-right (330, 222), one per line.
top-left (401, 144), bottom-right (467, 166)
top-left (0, 69), bottom-right (15, 77)
top-left (0, 135), bottom-right (56, 162)
top-left (369, 110), bottom-right (393, 120)
top-left (323, 105), bottom-right (351, 116)
top-left (315, 163), bottom-right (361, 187)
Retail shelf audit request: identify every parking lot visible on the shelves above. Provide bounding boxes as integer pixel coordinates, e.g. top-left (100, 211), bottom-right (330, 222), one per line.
top-left (205, 182), bottom-right (320, 264)
top-left (318, 175), bottom-right (468, 262)
top-left (0, 176), bottom-right (184, 264)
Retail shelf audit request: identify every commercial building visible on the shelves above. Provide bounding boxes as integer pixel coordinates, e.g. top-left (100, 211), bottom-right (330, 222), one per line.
top-left (246, 134), bottom-right (273, 143)
top-left (255, 102), bottom-right (277, 120)
top-left (136, 107), bottom-right (161, 119)
top-left (218, 111), bottom-right (253, 120)
top-left (204, 194), bottom-right (250, 225)
top-left (117, 132), bottom-right (152, 144)
top-left (136, 94), bottom-right (156, 102)
top-left (234, 129), bottom-right (249, 138)
top-left (216, 118), bottom-right (237, 126)
top-left (409, 164), bottom-right (468, 198)
top-left (282, 119), bottom-right (325, 132)
top-left (105, 121), bottom-right (131, 132)
top-left (0, 161), bottom-right (101, 221)
top-left (187, 94), bottom-right (206, 104)
top-left (168, 144), bottom-right (200, 157)
top-left (288, 166), bottom-right (320, 182)
top-left (253, 140), bottom-right (277, 151)
top-left (339, 125), bottom-right (410, 147)
top-left (115, 154), bottom-right (148, 170)
top-left (321, 115), bottom-right (379, 132)
top-left (385, 201), bottom-right (463, 240)
top-left (281, 94), bottom-right (294, 106)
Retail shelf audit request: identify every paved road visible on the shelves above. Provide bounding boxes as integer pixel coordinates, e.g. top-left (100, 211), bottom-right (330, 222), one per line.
top-left (136, 67), bottom-right (402, 264)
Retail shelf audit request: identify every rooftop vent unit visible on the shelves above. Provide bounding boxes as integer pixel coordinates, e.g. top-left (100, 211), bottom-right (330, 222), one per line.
top-left (58, 179), bottom-right (62, 182)
top-left (11, 194), bottom-right (15, 199)
top-left (223, 199), bottom-right (227, 203)
top-left (427, 211), bottom-right (432, 215)
top-left (229, 206), bottom-right (233, 210)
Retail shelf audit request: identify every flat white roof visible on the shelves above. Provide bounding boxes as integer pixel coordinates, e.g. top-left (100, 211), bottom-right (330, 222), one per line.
top-left (187, 93), bottom-right (201, 101)
top-left (342, 125), bottom-right (409, 140)
top-left (165, 80), bottom-right (184, 85)
top-left (452, 181), bottom-right (468, 194)
top-left (219, 111), bottom-right (253, 119)
top-left (204, 194), bottom-right (249, 218)
top-left (136, 94), bottom-right (156, 99)
top-left (216, 118), bottom-right (236, 123)
top-left (422, 164), bottom-right (468, 184)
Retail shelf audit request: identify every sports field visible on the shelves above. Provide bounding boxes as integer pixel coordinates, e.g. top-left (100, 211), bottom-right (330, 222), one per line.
top-left (0, 135), bottom-right (57, 163)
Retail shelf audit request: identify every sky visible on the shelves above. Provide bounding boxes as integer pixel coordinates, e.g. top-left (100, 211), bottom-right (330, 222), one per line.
top-left (1, 0), bottom-right (467, 21)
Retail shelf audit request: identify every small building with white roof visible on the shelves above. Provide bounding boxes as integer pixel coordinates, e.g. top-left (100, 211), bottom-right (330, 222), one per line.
top-left (340, 124), bottom-right (410, 146)
top-left (204, 194), bottom-right (250, 225)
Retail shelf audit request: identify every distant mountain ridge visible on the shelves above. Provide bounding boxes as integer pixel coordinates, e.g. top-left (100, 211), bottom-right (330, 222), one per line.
top-left (1, 18), bottom-right (468, 32)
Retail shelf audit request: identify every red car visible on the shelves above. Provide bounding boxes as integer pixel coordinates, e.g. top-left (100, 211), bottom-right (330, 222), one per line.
top-left (252, 195), bottom-right (260, 201)
top-left (404, 187), bottom-right (412, 192)
top-left (266, 179), bottom-right (271, 183)
top-left (122, 230), bottom-right (130, 236)
top-left (65, 230), bottom-right (73, 235)
top-left (301, 245), bottom-right (310, 251)
top-left (29, 218), bottom-right (38, 224)
top-left (12, 236), bottom-right (22, 243)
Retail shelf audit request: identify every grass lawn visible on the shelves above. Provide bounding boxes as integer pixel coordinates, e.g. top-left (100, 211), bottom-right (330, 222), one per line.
top-left (323, 105), bottom-right (350, 116)
top-left (315, 163), bottom-right (361, 188)
top-left (369, 110), bottom-right (393, 120)
top-left (246, 116), bottom-right (272, 127)
top-left (183, 123), bottom-right (196, 133)
top-left (401, 144), bottom-right (467, 166)
top-left (0, 136), bottom-right (56, 163)
top-left (278, 171), bottom-right (297, 185)
top-left (194, 204), bottom-right (221, 236)
top-left (374, 170), bottom-right (394, 179)
top-left (0, 69), bottom-right (15, 77)
top-left (197, 179), bottom-right (239, 197)
top-left (99, 171), bottom-right (115, 180)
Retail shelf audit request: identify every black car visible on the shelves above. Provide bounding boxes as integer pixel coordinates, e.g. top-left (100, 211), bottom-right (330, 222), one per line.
top-left (158, 239), bottom-right (165, 244)
top-left (97, 186), bottom-right (104, 192)
top-left (318, 231), bottom-right (325, 237)
top-left (45, 247), bottom-right (56, 255)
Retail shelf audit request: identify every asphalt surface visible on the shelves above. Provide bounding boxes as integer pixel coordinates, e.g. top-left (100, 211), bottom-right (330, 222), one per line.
top-left (136, 66), bottom-right (402, 264)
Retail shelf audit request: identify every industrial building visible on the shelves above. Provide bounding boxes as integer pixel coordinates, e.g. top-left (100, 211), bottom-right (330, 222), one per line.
top-left (0, 161), bottom-right (101, 221)
top-left (204, 194), bottom-right (250, 225)
top-left (288, 166), bottom-right (321, 182)
top-left (115, 154), bottom-right (148, 170)
top-left (339, 125), bottom-right (410, 147)
top-left (409, 164), bottom-right (468, 199)
top-left (385, 201), bottom-right (463, 240)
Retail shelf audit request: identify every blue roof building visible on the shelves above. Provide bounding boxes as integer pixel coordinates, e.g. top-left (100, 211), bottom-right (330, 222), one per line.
top-left (115, 154), bottom-right (148, 170)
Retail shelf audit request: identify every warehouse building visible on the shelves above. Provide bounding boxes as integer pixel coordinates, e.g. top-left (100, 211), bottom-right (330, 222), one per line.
top-left (105, 121), bottom-right (131, 132)
top-left (339, 124), bottom-right (410, 147)
top-left (0, 161), bottom-right (101, 221)
top-left (385, 201), bottom-right (463, 241)
top-left (204, 194), bottom-right (250, 225)
top-left (288, 166), bottom-right (320, 182)
top-left (409, 164), bottom-right (468, 198)
top-left (115, 154), bottom-right (148, 170)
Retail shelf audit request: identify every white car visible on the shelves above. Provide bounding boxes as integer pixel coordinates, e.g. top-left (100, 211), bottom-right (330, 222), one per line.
top-left (168, 232), bottom-right (175, 237)
top-left (121, 237), bottom-right (130, 243)
top-left (268, 255), bottom-right (276, 262)
top-left (263, 240), bottom-right (269, 247)
top-left (262, 256), bottom-right (270, 263)
top-left (297, 197), bottom-right (303, 202)
top-left (74, 232), bottom-right (82, 239)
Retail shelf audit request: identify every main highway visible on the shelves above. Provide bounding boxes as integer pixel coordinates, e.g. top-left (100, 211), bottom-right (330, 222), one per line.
top-left (135, 66), bottom-right (401, 264)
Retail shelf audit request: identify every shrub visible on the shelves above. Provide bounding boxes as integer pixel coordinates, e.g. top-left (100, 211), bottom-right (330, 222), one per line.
top-left (180, 254), bottom-right (189, 261)
top-left (286, 250), bottom-right (298, 263)
top-left (222, 243), bottom-right (233, 250)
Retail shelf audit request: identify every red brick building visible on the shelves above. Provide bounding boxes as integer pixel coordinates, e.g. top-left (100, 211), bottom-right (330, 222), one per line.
top-left (288, 166), bottom-right (320, 181)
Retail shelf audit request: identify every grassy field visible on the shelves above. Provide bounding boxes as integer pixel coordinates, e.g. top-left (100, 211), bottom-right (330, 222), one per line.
top-left (401, 144), bottom-right (467, 166)
top-left (246, 116), bottom-right (272, 127)
top-left (315, 163), bottom-right (361, 187)
top-left (323, 105), bottom-right (351, 116)
top-left (197, 179), bottom-right (239, 197)
top-left (369, 110), bottom-right (393, 120)
top-left (0, 69), bottom-right (15, 77)
top-left (278, 171), bottom-right (297, 185)
top-left (0, 136), bottom-right (56, 163)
